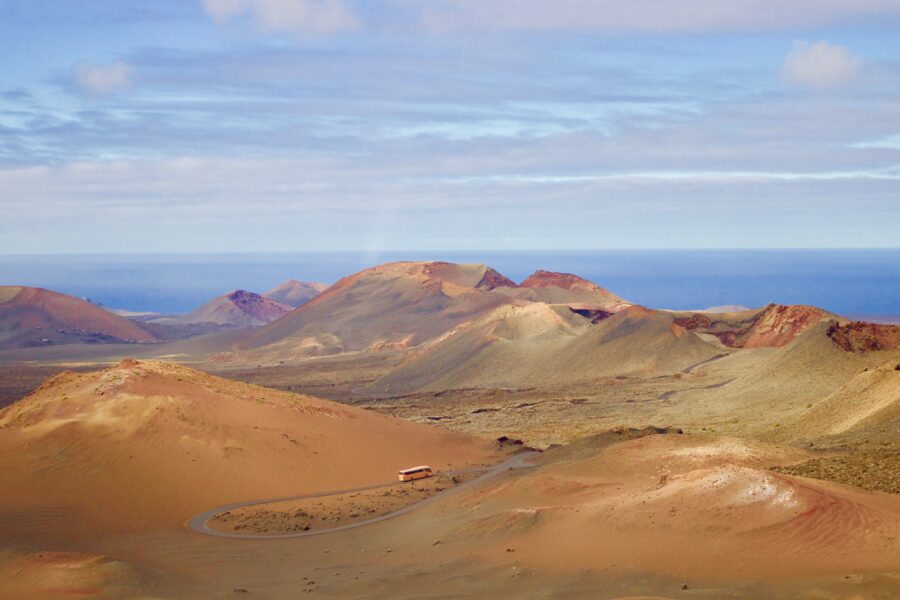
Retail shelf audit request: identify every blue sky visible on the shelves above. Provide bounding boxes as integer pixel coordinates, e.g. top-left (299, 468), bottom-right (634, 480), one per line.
top-left (1, 0), bottom-right (899, 253)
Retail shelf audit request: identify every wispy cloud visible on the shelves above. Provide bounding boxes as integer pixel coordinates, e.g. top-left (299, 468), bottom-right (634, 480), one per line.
top-left (2, 1), bottom-right (900, 252)
top-left (409, 1), bottom-right (900, 34)
top-left (2, 154), bottom-right (898, 253)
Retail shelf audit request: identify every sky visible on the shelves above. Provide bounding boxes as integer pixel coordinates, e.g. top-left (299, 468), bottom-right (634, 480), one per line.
top-left (1, 0), bottom-right (899, 254)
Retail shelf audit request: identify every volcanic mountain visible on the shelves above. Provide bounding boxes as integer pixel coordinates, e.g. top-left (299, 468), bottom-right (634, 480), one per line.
top-left (0, 359), bottom-right (501, 538)
top-left (238, 262), bottom-right (633, 361)
top-left (241, 262), bottom-right (520, 358)
top-left (372, 304), bottom-right (721, 393)
top-left (175, 290), bottom-right (292, 327)
top-left (263, 280), bottom-right (328, 308)
top-left (0, 286), bottom-right (159, 349)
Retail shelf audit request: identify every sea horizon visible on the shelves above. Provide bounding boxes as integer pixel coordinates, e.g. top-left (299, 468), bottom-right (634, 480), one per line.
top-left (2, 248), bottom-right (898, 317)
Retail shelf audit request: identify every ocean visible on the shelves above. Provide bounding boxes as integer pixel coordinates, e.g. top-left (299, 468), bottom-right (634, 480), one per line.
top-left (0, 250), bottom-right (897, 317)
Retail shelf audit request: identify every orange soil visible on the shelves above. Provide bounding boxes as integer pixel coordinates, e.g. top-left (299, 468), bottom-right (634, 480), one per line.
top-left (445, 434), bottom-right (900, 581)
top-left (0, 359), bottom-right (501, 541)
top-left (0, 551), bottom-right (139, 600)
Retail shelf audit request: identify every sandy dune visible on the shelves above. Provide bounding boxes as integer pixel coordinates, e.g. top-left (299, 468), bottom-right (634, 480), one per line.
top-left (0, 550), bottom-right (142, 600)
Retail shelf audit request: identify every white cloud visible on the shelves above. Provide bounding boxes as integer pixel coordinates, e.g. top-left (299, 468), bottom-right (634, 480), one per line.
top-left (1, 155), bottom-right (898, 253)
top-left (780, 41), bottom-right (862, 88)
top-left (73, 61), bottom-right (132, 95)
top-left (202, 0), bottom-right (358, 34)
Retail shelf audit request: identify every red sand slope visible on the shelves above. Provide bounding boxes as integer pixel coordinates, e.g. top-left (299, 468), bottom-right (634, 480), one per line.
top-left (0, 359), bottom-right (501, 540)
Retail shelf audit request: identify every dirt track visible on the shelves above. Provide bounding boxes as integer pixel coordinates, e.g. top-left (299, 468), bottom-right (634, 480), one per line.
top-left (189, 451), bottom-right (539, 539)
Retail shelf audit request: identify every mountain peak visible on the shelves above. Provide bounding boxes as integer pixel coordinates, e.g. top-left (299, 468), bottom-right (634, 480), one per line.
top-left (263, 280), bottom-right (328, 308)
top-left (475, 267), bottom-right (517, 290)
top-left (179, 290), bottom-right (291, 327)
top-left (519, 270), bottom-right (600, 290)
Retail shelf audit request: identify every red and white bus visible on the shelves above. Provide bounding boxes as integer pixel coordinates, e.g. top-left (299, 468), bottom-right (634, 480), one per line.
top-left (398, 465), bottom-right (433, 482)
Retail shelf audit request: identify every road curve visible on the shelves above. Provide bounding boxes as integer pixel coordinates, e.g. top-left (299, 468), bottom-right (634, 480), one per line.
top-left (188, 451), bottom-right (539, 540)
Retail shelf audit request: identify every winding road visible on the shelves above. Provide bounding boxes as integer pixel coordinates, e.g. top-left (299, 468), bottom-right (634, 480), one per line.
top-left (188, 451), bottom-right (539, 540)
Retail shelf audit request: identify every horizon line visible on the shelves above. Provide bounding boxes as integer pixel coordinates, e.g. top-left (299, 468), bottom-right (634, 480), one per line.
top-left (2, 247), bottom-right (900, 257)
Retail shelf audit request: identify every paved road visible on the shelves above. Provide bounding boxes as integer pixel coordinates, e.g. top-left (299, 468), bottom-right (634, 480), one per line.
top-left (188, 451), bottom-right (539, 540)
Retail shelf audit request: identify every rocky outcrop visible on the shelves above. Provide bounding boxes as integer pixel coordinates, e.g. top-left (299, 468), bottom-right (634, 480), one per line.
top-left (740, 304), bottom-right (828, 348)
top-left (227, 291), bottom-right (292, 323)
top-left (674, 304), bottom-right (828, 348)
top-left (828, 321), bottom-right (900, 352)
top-left (475, 268), bottom-right (517, 290)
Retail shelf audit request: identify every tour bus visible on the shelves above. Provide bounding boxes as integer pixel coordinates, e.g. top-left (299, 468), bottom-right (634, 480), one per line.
top-left (398, 465), bottom-right (433, 482)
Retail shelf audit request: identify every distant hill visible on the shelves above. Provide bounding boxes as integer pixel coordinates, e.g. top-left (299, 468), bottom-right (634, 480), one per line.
top-left (263, 280), bottom-right (328, 308)
top-left (690, 304), bottom-right (752, 314)
top-left (655, 319), bottom-right (900, 447)
top-left (0, 286), bottom-right (159, 348)
top-left (174, 290), bottom-right (292, 327)
top-left (371, 302), bottom-right (592, 393)
top-left (371, 304), bottom-right (720, 394)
